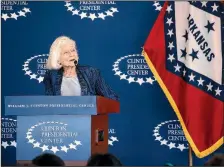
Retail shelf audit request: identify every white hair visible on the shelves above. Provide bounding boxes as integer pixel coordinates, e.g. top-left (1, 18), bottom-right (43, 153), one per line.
top-left (46, 36), bottom-right (77, 70)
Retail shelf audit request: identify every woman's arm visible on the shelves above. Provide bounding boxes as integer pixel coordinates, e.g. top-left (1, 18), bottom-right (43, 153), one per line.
top-left (94, 69), bottom-right (119, 101)
top-left (43, 70), bottom-right (54, 95)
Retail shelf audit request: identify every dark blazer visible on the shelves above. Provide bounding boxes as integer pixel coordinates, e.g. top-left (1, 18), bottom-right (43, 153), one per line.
top-left (43, 65), bottom-right (119, 101)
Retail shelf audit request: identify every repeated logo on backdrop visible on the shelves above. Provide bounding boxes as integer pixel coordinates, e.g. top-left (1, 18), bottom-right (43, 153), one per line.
top-left (153, 120), bottom-right (188, 151)
top-left (112, 54), bottom-right (156, 85)
top-left (26, 121), bottom-right (82, 153)
top-left (64, 1), bottom-right (118, 21)
top-left (1, 118), bottom-right (17, 149)
top-left (22, 54), bottom-right (49, 83)
top-left (1, 1), bottom-right (31, 21)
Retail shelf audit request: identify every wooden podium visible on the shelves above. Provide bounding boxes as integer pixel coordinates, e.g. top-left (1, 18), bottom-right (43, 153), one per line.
top-left (5, 96), bottom-right (119, 166)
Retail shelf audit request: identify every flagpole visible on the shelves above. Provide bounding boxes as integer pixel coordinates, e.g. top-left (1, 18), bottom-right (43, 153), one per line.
top-left (188, 145), bottom-right (193, 166)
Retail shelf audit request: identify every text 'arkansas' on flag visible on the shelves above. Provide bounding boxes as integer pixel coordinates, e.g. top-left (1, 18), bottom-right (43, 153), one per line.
top-left (143, 1), bottom-right (224, 158)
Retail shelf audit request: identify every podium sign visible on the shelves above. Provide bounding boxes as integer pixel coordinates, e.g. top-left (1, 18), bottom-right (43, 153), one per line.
top-left (17, 115), bottom-right (91, 160)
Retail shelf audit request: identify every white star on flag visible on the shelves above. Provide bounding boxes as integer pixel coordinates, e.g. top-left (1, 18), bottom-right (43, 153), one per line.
top-left (167, 54), bottom-right (175, 62)
top-left (206, 82), bottom-right (213, 91)
top-left (211, 3), bottom-right (218, 12)
top-left (201, 1), bottom-right (207, 7)
top-left (215, 87), bottom-right (222, 96)
top-left (166, 17), bottom-right (173, 26)
top-left (183, 69), bottom-right (186, 76)
top-left (167, 29), bottom-right (174, 37)
top-left (197, 77), bottom-right (204, 86)
top-left (188, 73), bottom-right (195, 82)
top-left (168, 42), bottom-right (174, 50)
top-left (166, 5), bottom-right (173, 13)
top-left (174, 63), bottom-right (181, 72)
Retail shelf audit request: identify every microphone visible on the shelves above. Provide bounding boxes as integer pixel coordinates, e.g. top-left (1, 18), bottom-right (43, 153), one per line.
top-left (74, 60), bottom-right (78, 66)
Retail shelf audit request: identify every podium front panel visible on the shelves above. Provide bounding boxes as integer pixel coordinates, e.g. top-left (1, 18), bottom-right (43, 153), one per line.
top-left (17, 115), bottom-right (91, 161)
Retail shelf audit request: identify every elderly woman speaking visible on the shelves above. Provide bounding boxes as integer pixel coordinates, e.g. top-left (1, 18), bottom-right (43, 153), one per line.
top-left (43, 36), bottom-right (119, 101)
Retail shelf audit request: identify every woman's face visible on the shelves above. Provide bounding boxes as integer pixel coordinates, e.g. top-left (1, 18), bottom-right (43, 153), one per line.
top-left (59, 42), bottom-right (78, 67)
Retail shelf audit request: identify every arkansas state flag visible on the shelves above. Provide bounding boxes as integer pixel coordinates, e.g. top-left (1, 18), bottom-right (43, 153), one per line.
top-left (143, 1), bottom-right (224, 158)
